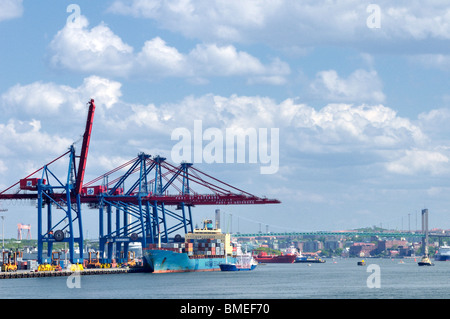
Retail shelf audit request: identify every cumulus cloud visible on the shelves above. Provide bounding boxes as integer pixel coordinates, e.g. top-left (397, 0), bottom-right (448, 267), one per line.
top-left (47, 15), bottom-right (290, 83)
top-left (136, 37), bottom-right (188, 77)
top-left (111, 93), bottom-right (426, 157)
top-left (386, 149), bottom-right (449, 175)
top-left (0, 76), bottom-right (124, 182)
top-left (0, 75), bottom-right (446, 184)
top-left (0, 75), bottom-right (123, 168)
top-left (1, 75), bottom-right (122, 118)
top-left (108, 0), bottom-right (450, 51)
top-left (49, 16), bottom-right (134, 76)
top-left (310, 69), bottom-right (385, 103)
top-left (0, 119), bottom-right (72, 158)
top-left (0, 0), bottom-right (23, 22)
top-left (101, 93), bottom-right (446, 179)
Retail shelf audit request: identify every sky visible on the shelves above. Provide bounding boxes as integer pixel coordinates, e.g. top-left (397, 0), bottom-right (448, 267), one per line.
top-left (1, 0), bottom-right (450, 239)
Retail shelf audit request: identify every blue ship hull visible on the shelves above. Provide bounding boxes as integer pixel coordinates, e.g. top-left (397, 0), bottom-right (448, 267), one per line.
top-left (143, 249), bottom-right (236, 273)
top-left (435, 255), bottom-right (450, 261)
top-left (219, 263), bottom-right (257, 271)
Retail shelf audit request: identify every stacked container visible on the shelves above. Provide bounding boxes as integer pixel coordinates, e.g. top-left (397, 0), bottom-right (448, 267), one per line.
top-left (147, 238), bottom-right (228, 258)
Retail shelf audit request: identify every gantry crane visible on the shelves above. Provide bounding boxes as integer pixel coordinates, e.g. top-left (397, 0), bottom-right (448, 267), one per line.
top-left (0, 98), bottom-right (280, 265)
top-left (0, 99), bottom-right (96, 264)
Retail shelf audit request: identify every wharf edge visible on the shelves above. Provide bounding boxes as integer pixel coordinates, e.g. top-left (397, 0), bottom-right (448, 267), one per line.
top-left (0, 267), bottom-right (146, 279)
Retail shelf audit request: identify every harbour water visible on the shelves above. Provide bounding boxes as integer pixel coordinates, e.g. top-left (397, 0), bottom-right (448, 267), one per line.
top-left (0, 258), bottom-right (448, 299)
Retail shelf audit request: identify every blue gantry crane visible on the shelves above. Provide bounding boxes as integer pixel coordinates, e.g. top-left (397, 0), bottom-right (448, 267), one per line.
top-left (0, 98), bottom-right (280, 265)
top-left (0, 99), bottom-right (96, 264)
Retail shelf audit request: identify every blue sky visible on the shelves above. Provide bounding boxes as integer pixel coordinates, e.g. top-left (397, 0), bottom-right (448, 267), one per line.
top-left (1, 0), bottom-right (450, 238)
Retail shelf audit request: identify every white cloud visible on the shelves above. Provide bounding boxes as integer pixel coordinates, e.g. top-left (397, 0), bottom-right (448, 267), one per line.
top-left (385, 5), bottom-right (450, 40)
top-left (0, 75), bottom-right (445, 188)
top-left (0, 119), bottom-right (72, 158)
top-left (0, 0), bottom-right (23, 22)
top-left (108, 0), bottom-right (450, 50)
top-left (113, 94), bottom-right (425, 158)
top-left (187, 44), bottom-right (290, 83)
top-left (412, 54), bottom-right (450, 71)
top-left (310, 69), bottom-right (385, 103)
top-left (386, 149), bottom-right (449, 175)
top-left (1, 82), bottom-right (75, 115)
top-left (136, 37), bottom-right (188, 77)
top-left (108, 0), bottom-right (277, 42)
top-left (49, 16), bottom-right (134, 76)
top-left (0, 76), bottom-right (124, 184)
top-left (1, 75), bottom-right (122, 117)
top-left (48, 15), bottom-right (290, 83)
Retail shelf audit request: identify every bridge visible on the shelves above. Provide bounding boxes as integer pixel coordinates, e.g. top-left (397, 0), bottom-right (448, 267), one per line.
top-left (232, 231), bottom-right (428, 238)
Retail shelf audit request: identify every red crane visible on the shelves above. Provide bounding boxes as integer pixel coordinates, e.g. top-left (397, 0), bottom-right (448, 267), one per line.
top-left (17, 223), bottom-right (31, 240)
top-left (75, 99), bottom-right (95, 195)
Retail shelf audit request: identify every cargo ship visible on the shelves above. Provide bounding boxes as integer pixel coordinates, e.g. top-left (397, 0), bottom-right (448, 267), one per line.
top-left (143, 220), bottom-right (237, 273)
top-left (252, 251), bottom-right (296, 263)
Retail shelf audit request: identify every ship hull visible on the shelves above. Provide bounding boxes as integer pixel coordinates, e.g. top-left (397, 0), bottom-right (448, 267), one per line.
top-left (219, 263), bottom-right (257, 271)
top-left (295, 257), bottom-right (326, 263)
top-left (254, 255), bottom-right (296, 263)
top-left (143, 249), bottom-right (236, 273)
top-left (434, 246), bottom-right (450, 261)
top-left (435, 255), bottom-right (450, 261)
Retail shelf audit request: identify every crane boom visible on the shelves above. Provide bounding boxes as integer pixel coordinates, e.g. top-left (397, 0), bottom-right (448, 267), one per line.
top-left (75, 99), bottom-right (96, 195)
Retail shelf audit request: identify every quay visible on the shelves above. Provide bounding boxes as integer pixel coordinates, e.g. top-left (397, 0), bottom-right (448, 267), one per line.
top-left (0, 267), bottom-right (146, 280)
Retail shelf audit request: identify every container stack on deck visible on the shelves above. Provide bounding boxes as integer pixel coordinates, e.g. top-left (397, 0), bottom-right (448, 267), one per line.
top-left (147, 238), bottom-right (235, 258)
top-left (188, 238), bottom-right (226, 257)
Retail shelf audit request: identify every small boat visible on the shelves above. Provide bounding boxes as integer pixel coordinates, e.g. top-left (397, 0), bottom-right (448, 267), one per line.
top-left (296, 256), bottom-right (326, 263)
top-left (357, 260), bottom-right (366, 266)
top-left (295, 250), bottom-right (325, 263)
top-left (220, 253), bottom-right (257, 271)
top-left (418, 255), bottom-right (434, 266)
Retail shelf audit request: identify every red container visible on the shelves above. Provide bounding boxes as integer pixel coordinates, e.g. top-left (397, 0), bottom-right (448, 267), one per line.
top-left (81, 185), bottom-right (106, 195)
top-left (20, 178), bottom-right (46, 190)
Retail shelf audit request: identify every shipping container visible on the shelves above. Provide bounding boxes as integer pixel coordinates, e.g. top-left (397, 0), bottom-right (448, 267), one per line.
top-left (81, 185), bottom-right (107, 196)
top-left (19, 178), bottom-right (46, 190)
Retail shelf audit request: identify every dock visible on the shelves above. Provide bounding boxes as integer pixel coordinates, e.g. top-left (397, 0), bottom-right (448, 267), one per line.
top-left (0, 267), bottom-right (146, 280)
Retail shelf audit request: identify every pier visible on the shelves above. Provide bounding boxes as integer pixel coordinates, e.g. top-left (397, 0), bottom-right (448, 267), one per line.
top-left (0, 267), bottom-right (146, 280)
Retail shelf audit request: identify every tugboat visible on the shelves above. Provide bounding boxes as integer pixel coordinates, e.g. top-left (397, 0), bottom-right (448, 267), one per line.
top-left (418, 255), bottom-right (434, 266)
top-left (418, 208), bottom-right (434, 266)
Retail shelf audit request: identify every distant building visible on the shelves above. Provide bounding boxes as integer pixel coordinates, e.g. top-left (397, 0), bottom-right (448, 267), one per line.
top-left (398, 246), bottom-right (414, 257)
top-left (389, 250), bottom-right (399, 257)
top-left (349, 242), bottom-right (376, 257)
top-left (324, 240), bottom-right (342, 251)
top-left (377, 239), bottom-right (408, 252)
top-left (302, 240), bottom-right (323, 252)
top-left (374, 239), bottom-right (415, 256)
